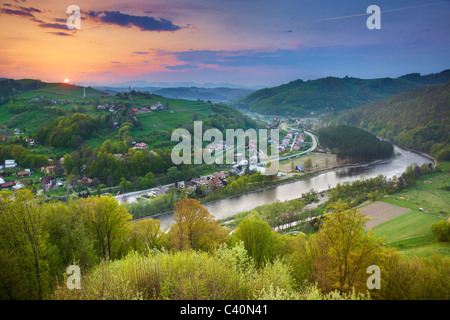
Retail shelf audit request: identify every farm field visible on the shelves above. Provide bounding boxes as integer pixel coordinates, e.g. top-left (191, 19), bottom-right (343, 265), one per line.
top-left (372, 210), bottom-right (449, 258)
top-left (368, 164), bottom-right (450, 258)
top-left (278, 152), bottom-right (338, 174)
top-left (359, 201), bottom-right (411, 229)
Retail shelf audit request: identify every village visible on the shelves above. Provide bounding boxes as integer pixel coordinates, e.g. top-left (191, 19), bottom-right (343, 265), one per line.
top-left (1, 112), bottom-right (326, 205)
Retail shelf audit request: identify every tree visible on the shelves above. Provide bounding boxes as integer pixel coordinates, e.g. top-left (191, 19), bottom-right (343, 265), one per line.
top-left (167, 166), bottom-right (180, 183)
top-left (431, 220), bottom-right (450, 242)
top-left (71, 195), bottom-right (132, 260)
top-left (296, 202), bottom-right (384, 294)
top-left (128, 219), bottom-right (163, 253)
top-left (144, 172), bottom-right (156, 188)
top-left (119, 177), bottom-right (132, 193)
top-left (304, 158), bottom-right (313, 172)
top-left (45, 202), bottom-right (97, 275)
top-left (169, 199), bottom-right (227, 252)
top-left (0, 189), bottom-right (52, 299)
top-left (232, 217), bottom-right (275, 268)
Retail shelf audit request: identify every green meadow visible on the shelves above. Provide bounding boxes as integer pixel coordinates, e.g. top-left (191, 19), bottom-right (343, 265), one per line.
top-left (372, 162), bottom-right (450, 258)
top-left (1, 82), bottom-right (216, 153)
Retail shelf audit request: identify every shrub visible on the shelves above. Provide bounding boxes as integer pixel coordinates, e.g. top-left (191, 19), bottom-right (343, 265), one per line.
top-left (431, 220), bottom-right (450, 242)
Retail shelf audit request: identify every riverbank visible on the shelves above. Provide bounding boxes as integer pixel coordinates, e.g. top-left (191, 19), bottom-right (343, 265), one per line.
top-left (133, 153), bottom-right (398, 224)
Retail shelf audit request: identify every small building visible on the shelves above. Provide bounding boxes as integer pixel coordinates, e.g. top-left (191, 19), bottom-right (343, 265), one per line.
top-left (42, 175), bottom-right (55, 187)
top-left (210, 179), bottom-right (223, 187)
top-left (4, 160), bottom-right (17, 168)
top-left (296, 165), bottom-right (304, 172)
top-left (17, 171), bottom-right (30, 178)
top-left (185, 181), bottom-right (196, 189)
top-left (193, 179), bottom-right (209, 188)
top-left (26, 138), bottom-right (36, 147)
top-left (213, 171), bottom-right (227, 180)
top-left (13, 181), bottom-right (25, 190)
top-left (177, 181), bottom-right (185, 189)
top-left (1, 181), bottom-right (16, 189)
top-left (134, 143), bottom-right (148, 150)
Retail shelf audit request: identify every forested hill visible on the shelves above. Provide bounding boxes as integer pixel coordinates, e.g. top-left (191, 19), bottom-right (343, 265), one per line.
top-left (317, 125), bottom-right (393, 163)
top-left (240, 70), bottom-right (450, 116)
top-left (335, 81), bottom-right (450, 161)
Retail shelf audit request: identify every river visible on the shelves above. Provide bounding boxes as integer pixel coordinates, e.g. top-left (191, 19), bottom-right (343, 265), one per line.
top-left (154, 145), bottom-right (433, 229)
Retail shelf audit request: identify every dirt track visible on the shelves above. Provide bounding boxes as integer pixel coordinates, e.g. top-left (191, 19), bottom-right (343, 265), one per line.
top-left (359, 201), bottom-right (411, 229)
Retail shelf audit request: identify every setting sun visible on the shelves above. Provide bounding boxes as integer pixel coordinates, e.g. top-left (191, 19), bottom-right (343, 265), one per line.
top-left (64, 79), bottom-right (69, 84)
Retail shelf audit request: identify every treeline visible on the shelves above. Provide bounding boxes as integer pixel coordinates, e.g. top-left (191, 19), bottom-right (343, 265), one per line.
top-left (124, 171), bottom-right (276, 220)
top-left (0, 144), bottom-right (49, 168)
top-left (0, 78), bottom-right (48, 104)
top-left (318, 125), bottom-right (393, 162)
top-left (63, 139), bottom-right (173, 187)
top-left (336, 81), bottom-right (450, 161)
top-left (2, 190), bottom-right (448, 300)
top-left (328, 162), bottom-right (436, 207)
top-left (35, 113), bottom-right (111, 149)
top-left (231, 190), bottom-right (320, 230)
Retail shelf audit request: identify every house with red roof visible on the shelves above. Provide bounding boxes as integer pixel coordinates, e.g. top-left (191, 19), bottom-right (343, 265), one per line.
top-left (134, 143), bottom-right (148, 150)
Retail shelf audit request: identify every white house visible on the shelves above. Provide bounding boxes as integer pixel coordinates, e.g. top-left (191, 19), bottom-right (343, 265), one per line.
top-left (4, 160), bottom-right (17, 168)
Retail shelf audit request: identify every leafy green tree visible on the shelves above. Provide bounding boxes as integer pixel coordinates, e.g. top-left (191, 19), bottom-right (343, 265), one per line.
top-left (128, 219), bottom-right (163, 253)
top-left (169, 199), bottom-right (227, 252)
top-left (304, 158), bottom-right (313, 172)
top-left (0, 189), bottom-right (52, 299)
top-left (71, 195), bottom-right (132, 261)
top-left (431, 220), bottom-right (450, 242)
top-left (231, 217), bottom-right (275, 268)
top-left (294, 202), bottom-right (384, 294)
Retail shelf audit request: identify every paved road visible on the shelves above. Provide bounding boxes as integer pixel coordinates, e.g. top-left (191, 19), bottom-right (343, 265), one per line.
top-left (260, 130), bottom-right (318, 164)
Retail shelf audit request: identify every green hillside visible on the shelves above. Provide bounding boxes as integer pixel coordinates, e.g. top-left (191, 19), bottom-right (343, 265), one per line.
top-left (336, 81), bottom-right (450, 161)
top-left (0, 79), bottom-right (257, 154)
top-left (372, 162), bottom-right (450, 258)
top-left (239, 70), bottom-right (450, 116)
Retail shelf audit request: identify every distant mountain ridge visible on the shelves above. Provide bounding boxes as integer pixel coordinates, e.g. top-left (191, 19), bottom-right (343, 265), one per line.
top-left (91, 86), bottom-right (256, 103)
top-left (86, 80), bottom-right (265, 90)
top-left (146, 87), bottom-right (255, 102)
top-left (240, 70), bottom-right (450, 116)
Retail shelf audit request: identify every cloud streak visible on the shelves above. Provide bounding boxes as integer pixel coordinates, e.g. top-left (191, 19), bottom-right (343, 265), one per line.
top-left (86, 10), bottom-right (181, 32)
top-left (39, 22), bottom-right (68, 30)
top-left (47, 32), bottom-right (72, 36)
top-left (0, 8), bottom-right (34, 17)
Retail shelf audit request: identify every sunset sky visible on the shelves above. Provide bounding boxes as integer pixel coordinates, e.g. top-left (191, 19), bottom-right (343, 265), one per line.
top-left (1, 0), bottom-right (449, 87)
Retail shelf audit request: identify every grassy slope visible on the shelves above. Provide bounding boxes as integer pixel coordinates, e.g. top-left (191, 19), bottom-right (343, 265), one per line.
top-left (1, 81), bottom-right (216, 152)
top-left (371, 162), bottom-right (450, 258)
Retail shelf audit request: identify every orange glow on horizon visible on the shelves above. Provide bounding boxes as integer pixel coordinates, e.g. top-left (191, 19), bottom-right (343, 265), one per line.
top-left (64, 79), bottom-right (70, 83)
